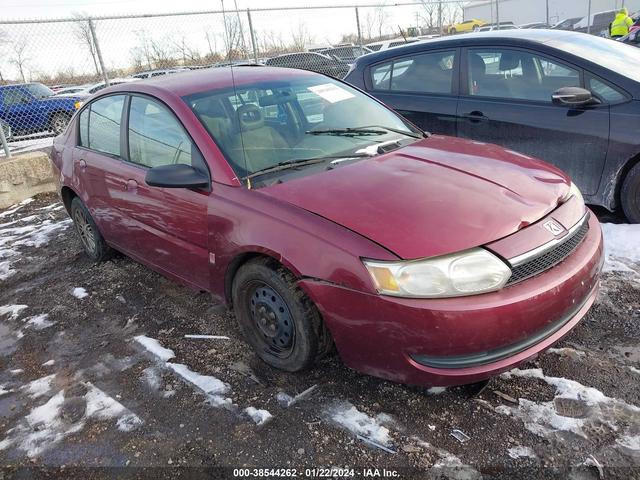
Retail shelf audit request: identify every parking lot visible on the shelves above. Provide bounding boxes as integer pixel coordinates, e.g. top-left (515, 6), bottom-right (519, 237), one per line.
top-left (0, 193), bottom-right (638, 478)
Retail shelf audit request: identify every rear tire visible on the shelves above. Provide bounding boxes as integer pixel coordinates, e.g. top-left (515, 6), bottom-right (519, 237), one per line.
top-left (70, 197), bottom-right (112, 262)
top-left (50, 112), bottom-right (71, 135)
top-left (232, 258), bottom-right (331, 372)
top-left (622, 163), bottom-right (640, 223)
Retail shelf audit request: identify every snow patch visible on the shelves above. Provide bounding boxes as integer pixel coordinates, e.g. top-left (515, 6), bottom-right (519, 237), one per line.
top-left (415, 439), bottom-right (482, 479)
top-left (24, 314), bottom-right (55, 330)
top-left (23, 375), bottom-right (56, 399)
top-left (326, 401), bottom-right (394, 447)
top-left (616, 435), bottom-right (640, 451)
top-left (134, 335), bottom-right (175, 362)
top-left (0, 304), bottom-right (28, 321)
top-left (507, 445), bottom-right (537, 459)
top-left (41, 359), bottom-right (55, 367)
top-left (498, 368), bottom-right (640, 444)
top-left (84, 383), bottom-right (143, 432)
top-left (601, 223), bottom-right (640, 273)
top-left (167, 363), bottom-right (230, 407)
top-left (244, 406), bottom-right (273, 425)
top-left (427, 387), bottom-right (447, 395)
top-left (0, 385), bottom-right (12, 396)
top-left (71, 287), bottom-right (88, 299)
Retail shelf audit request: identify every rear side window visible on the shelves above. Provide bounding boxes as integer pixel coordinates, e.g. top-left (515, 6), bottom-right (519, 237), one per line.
top-left (2, 88), bottom-right (32, 106)
top-left (587, 75), bottom-right (626, 103)
top-left (128, 96), bottom-right (193, 168)
top-left (370, 50), bottom-right (456, 94)
top-left (83, 95), bottom-right (125, 156)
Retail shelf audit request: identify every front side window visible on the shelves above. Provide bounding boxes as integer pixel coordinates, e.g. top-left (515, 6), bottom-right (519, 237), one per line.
top-left (2, 89), bottom-right (32, 106)
top-left (24, 83), bottom-right (54, 99)
top-left (128, 96), bottom-right (193, 168)
top-left (371, 51), bottom-right (455, 94)
top-left (467, 48), bottom-right (580, 102)
top-left (185, 77), bottom-right (420, 185)
top-left (85, 95), bottom-right (125, 156)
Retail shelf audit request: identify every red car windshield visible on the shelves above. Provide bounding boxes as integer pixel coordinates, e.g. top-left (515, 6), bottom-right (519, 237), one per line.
top-left (184, 76), bottom-right (420, 181)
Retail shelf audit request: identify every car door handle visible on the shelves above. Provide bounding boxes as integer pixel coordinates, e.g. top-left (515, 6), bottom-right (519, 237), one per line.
top-left (463, 111), bottom-right (489, 123)
top-left (125, 179), bottom-right (138, 192)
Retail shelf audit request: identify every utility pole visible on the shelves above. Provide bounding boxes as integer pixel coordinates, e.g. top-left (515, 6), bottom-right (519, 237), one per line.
top-left (587, 0), bottom-right (592, 34)
top-left (246, 9), bottom-right (258, 63)
top-left (355, 7), bottom-right (363, 47)
top-left (496, 0), bottom-right (500, 27)
top-left (437, 0), bottom-right (442, 34)
top-left (546, 0), bottom-right (549, 26)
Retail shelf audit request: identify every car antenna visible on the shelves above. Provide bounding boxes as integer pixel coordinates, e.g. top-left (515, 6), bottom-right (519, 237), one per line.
top-left (221, 0), bottom-right (251, 189)
top-left (398, 26), bottom-right (408, 43)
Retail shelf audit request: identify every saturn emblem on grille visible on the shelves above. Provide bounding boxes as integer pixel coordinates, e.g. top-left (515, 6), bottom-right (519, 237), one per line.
top-left (543, 220), bottom-right (565, 236)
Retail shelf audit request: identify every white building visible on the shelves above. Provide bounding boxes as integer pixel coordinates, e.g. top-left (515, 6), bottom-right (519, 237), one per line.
top-left (464, 0), bottom-right (640, 26)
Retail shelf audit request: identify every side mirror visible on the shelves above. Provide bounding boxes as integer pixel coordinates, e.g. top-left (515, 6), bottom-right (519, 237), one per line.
top-left (552, 87), bottom-right (600, 107)
top-left (145, 163), bottom-right (210, 190)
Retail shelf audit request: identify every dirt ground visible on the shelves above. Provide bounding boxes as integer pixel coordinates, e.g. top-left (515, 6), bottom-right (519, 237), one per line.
top-left (0, 193), bottom-right (639, 479)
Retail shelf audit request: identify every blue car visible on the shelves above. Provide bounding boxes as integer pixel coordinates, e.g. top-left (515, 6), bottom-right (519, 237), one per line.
top-left (0, 83), bottom-right (81, 138)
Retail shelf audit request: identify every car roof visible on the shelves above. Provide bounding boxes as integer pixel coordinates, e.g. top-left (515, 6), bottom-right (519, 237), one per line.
top-left (101, 66), bottom-right (318, 98)
top-left (354, 29), bottom-right (586, 64)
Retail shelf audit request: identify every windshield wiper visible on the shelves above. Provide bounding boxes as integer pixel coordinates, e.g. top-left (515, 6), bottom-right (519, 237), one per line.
top-left (243, 154), bottom-right (371, 180)
top-left (306, 125), bottom-right (425, 139)
top-left (305, 128), bottom-right (387, 137)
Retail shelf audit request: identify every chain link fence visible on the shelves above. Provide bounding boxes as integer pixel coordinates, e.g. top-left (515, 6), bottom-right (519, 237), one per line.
top-left (0, 0), bottom-right (633, 156)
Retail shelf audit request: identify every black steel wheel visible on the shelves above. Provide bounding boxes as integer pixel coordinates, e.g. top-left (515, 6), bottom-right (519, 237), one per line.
top-left (70, 197), bottom-right (112, 262)
top-left (232, 258), bottom-right (332, 372)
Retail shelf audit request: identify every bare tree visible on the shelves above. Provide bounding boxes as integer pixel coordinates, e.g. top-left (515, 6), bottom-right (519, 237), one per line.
top-left (290, 22), bottom-right (313, 52)
top-left (172, 36), bottom-right (200, 65)
top-left (9, 38), bottom-right (29, 83)
top-left (72, 14), bottom-right (100, 76)
top-left (0, 30), bottom-right (8, 83)
top-left (149, 36), bottom-right (174, 68)
top-left (222, 14), bottom-right (247, 60)
top-left (419, 1), bottom-right (438, 30)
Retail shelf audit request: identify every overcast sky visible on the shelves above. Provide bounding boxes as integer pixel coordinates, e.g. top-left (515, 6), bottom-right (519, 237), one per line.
top-left (0, 1), bottom-right (450, 81)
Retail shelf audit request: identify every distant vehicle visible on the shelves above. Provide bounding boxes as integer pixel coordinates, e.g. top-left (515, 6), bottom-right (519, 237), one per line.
top-left (345, 29), bottom-right (640, 222)
top-left (0, 83), bottom-right (81, 137)
top-left (519, 22), bottom-right (550, 29)
top-left (365, 38), bottom-right (420, 51)
top-left (264, 52), bottom-right (350, 78)
top-left (53, 86), bottom-right (86, 96)
top-left (131, 68), bottom-right (189, 79)
top-left (619, 29), bottom-right (640, 46)
top-left (209, 61), bottom-right (262, 68)
top-left (573, 10), bottom-right (617, 36)
top-left (478, 22), bottom-right (519, 32)
top-left (49, 84), bottom-right (71, 92)
top-left (448, 19), bottom-right (487, 34)
top-left (319, 45), bottom-right (372, 64)
top-left (307, 45), bottom-right (332, 53)
top-left (552, 16), bottom-right (584, 30)
top-left (57, 78), bottom-right (139, 99)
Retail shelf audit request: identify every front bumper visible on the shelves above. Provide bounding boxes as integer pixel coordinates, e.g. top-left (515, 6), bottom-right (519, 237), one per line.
top-left (299, 212), bottom-right (603, 387)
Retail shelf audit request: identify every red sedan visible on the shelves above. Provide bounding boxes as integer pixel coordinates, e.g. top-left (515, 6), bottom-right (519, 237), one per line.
top-left (50, 67), bottom-right (603, 387)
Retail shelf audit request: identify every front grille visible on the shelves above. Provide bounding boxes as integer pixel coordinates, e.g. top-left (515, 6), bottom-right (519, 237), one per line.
top-left (506, 217), bottom-right (590, 286)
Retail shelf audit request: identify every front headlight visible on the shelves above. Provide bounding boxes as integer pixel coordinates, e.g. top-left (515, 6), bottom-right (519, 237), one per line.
top-left (363, 248), bottom-right (512, 299)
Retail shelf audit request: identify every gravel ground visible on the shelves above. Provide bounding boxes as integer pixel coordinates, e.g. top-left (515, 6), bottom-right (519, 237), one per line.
top-left (0, 193), bottom-right (639, 479)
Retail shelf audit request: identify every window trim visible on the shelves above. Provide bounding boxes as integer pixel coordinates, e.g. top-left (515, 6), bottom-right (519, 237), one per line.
top-left (460, 46), bottom-right (595, 107)
top-left (124, 93), bottom-right (212, 187)
top-left (75, 92), bottom-right (127, 160)
top-left (365, 48), bottom-right (460, 97)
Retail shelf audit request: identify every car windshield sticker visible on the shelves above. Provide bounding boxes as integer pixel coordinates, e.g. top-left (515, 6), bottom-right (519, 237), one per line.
top-left (308, 83), bottom-right (355, 103)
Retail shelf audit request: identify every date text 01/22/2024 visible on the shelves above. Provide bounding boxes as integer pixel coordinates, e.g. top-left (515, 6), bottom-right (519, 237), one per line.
top-left (232, 468), bottom-right (400, 477)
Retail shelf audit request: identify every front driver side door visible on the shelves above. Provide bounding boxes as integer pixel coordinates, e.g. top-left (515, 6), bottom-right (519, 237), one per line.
top-left (119, 95), bottom-right (211, 290)
top-left (456, 47), bottom-right (609, 196)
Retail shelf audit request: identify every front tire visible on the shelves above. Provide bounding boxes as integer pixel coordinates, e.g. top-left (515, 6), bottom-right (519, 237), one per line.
top-left (70, 197), bottom-right (112, 262)
top-left (50, 112), bottom-right (71, 135)
top-left (232, 258), bottom-right (330, 372)
top-left (622, 163), bottom-right (640, 223)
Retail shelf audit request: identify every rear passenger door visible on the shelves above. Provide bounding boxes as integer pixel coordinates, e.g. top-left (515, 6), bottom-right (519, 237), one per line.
top-left (365, 49), bottom-right (460, 136)
top-left (457, 47), bottom-right (609, 195)
top-left (121, 95), bottom-right (211, 290)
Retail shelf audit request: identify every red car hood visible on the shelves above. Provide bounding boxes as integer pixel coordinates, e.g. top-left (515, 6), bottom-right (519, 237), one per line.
top-left (260, 135), bottom-right (571, 260)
